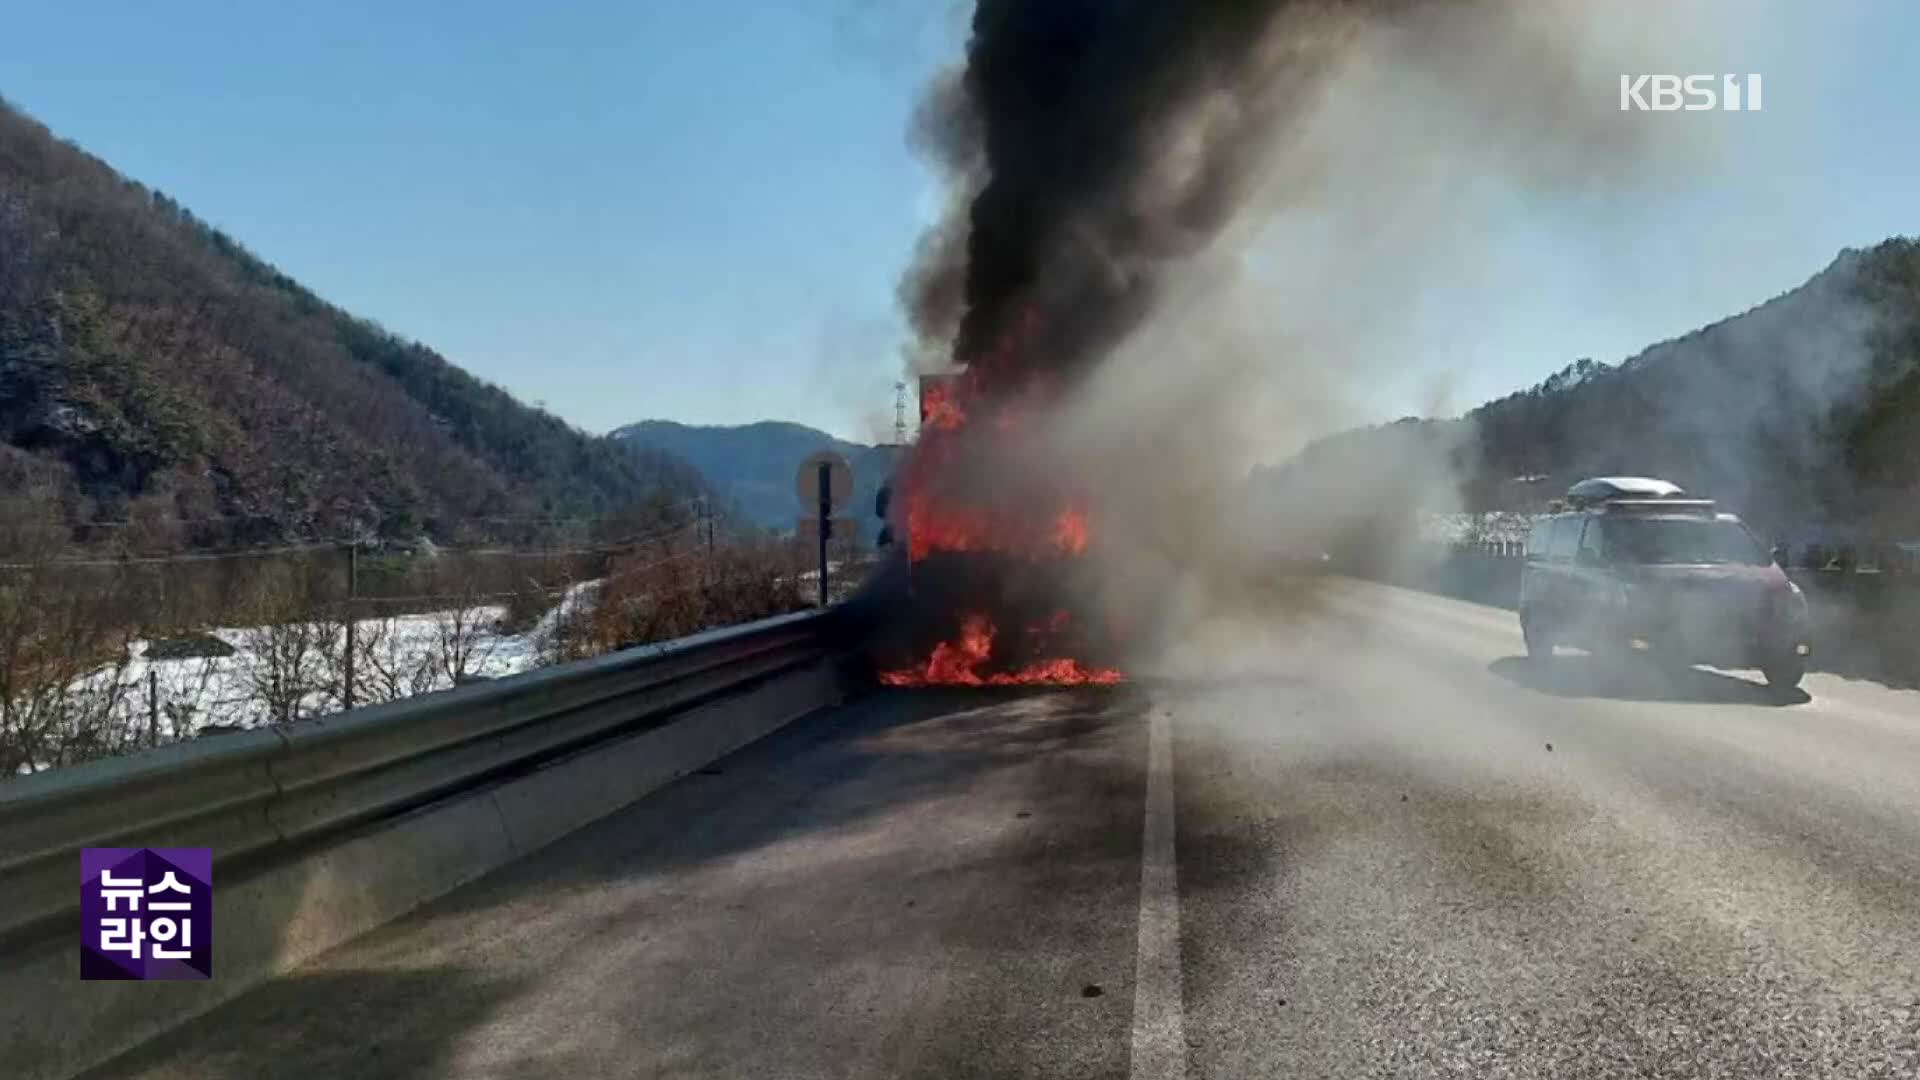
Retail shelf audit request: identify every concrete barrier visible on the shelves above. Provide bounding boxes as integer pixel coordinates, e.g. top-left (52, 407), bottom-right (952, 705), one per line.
top-left (0, 612), bottom-right (857, 1080)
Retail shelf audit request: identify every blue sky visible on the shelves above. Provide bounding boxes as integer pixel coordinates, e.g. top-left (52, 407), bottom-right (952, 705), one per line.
top-left (2, 2), bottom-right (1917, 446)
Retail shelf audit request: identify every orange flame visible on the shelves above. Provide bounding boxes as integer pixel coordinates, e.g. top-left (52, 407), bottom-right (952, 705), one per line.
top-left (928, 614), bottom-right (995, 681)
top-left (1052, 508), bottom-right (1090, 555)
top-left (905, 496), bottom-right (1094, 562)
top-left (878, 612), bottom-right (1125, 687)
top-left (889, 354), bottom-right (1124, 688)
top-left (906, 495), bottom-right (989, 562)
top-left (920, 380), bottom-right (967, 432)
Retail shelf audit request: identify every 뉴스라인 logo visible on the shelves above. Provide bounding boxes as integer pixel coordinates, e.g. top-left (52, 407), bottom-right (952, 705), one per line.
top-left (80, 847), bottom-right (212, 980)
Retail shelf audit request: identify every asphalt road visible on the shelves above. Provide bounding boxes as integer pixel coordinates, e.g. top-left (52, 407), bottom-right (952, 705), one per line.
top-left (90, 580), bottom-right (1920, 1078)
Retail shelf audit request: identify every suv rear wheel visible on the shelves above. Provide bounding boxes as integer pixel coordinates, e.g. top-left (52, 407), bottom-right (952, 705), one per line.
top-left (1762, 658), bottom-right (1805, 692)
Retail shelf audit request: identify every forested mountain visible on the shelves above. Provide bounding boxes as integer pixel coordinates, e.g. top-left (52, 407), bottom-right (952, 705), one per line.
top-left (1264, 238), bottom-right (1920, 538)
top-left (611, 420), bottom-right (897, 537)
top-left (0, 98), bottom-right (702, 546)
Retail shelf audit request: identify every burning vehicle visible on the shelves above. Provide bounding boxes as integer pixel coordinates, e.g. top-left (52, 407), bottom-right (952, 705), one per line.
top-left (869, 0), bottom-right (1420, 686)
top-left (866, 374), bottom-right (1127, 687)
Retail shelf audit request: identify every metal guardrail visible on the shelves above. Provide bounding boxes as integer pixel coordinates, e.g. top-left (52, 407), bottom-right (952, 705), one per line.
top-left (0, 607), bottom-right (835, 948)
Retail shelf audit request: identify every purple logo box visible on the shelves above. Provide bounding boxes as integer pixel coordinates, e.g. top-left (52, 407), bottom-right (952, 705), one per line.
top-left (81, 848), bottom-right (212, 980)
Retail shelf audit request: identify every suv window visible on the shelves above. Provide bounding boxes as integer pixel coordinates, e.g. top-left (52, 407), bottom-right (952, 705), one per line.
top-left (1601, 517), bottom-right (1768, 566)
top-left (1527, 517), bottom-right (1552, 559)
top-left (1548, 516), bottom-right (1582, 561)
top-left (1577, 517), bottom-right (1604, 562)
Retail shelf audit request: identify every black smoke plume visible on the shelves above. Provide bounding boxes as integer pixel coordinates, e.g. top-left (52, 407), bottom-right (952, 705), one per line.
top-left (908, 0), bottom-right (1377, 390)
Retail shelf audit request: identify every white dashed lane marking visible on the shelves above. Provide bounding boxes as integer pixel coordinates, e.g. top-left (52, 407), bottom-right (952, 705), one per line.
top-left (1130, 709), bottom-right (1185, 1080)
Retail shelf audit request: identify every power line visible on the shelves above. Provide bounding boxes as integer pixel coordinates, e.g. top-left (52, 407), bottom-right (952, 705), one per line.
top-left (321, 585), bottom-right (582, 609)
top-left (582, 520), bottom-right (701, 551)
top-left (12, 498), bottom-right (716, 533)
top-left (0, 542), bottom-right (342, 570)
top-left (406, 546), bottom-right (613, 559)
top-left (2, 518), bottom-right (711, 569)
top-left (0, 511), bottom-right (845, 575)
top-left (60, 511), bottom-right (287, 529)
top-left (606, 549), bottom-right (706, 576)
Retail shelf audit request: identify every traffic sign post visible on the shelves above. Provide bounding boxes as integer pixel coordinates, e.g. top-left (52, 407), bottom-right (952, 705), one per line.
top-left (796, 518), bottom-right (854, 545)
top-left (796, 451), bottom-right (854, 608)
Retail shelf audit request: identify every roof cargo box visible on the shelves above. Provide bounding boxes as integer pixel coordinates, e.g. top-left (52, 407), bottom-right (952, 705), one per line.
top-left (1566, 477), bottom-right (1684, 503)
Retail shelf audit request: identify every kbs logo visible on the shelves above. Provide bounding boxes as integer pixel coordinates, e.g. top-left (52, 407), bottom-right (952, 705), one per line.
top-left (1619, 74), bottom-right (1763, 112)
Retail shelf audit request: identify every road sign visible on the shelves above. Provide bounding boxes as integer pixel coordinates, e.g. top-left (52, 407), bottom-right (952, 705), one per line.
top-left (798, 452), bottom-right (854, 607)
top-left (795, 452), bottom-right (854, 512)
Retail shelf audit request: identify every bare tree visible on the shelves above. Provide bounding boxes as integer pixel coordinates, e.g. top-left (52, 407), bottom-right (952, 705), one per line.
top-left (570, 535), bottom-right (803, 662)
top-left (0, 580), bottom-right (147, 775)
top-left (343, 612), bottom-right (439, 705)
top-left (238, 617), bottom-right (323, 727)
top-left (431, 591), bottom-right (498, 686)
top-left (236, 570), bottom-right (326, 726)
top-left (40, 649), bottom-right (141, 768)
top-left (0, 484), bottom-right (149, 776)
top-left (157, 655), bottom-right (226, 740)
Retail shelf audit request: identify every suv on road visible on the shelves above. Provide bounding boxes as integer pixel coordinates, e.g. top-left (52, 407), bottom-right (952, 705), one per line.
top-left (1519, 477), bottom-right (1812, 690)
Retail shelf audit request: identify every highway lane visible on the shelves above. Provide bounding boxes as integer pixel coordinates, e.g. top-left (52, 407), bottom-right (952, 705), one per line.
top-left (1168, 582), bottom-right (1920, 1077)
top-left (87, 580), bottom-right (1920, 1078)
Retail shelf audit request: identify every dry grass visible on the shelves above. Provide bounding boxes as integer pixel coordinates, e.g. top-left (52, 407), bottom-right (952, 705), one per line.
top-left (570, 538), bottom-right (814, 657)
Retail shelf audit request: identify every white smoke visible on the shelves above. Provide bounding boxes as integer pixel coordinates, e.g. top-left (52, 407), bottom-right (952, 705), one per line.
top-left (1024, 0), bottom-right (1850, 658)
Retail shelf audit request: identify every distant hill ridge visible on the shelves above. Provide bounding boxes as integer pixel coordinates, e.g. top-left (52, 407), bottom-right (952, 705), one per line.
top-left (1262, 238), bottom-right (1920, 536)
top-left (0, 97), bottom-right (702, 544)
top-left (610, 420), bottom-right (898, 536)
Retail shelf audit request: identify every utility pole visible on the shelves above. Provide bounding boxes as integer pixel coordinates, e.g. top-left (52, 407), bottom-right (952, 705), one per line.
top-left (343, 541), bottom-right (358, 712)
top-left (702, 497), bottom-right (715, 591)
top-left (817, 461), bottom-right (832, 607)
top-left (893, 381), bottom-right (909, 446)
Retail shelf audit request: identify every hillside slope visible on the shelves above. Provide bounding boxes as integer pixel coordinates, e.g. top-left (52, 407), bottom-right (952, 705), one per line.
top-left (1264, 239), bottom-right (1920, 538)
top-left (0, 98), bottom-right (701, 545)
top-left (610, 420), bottom-right (897, 537)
